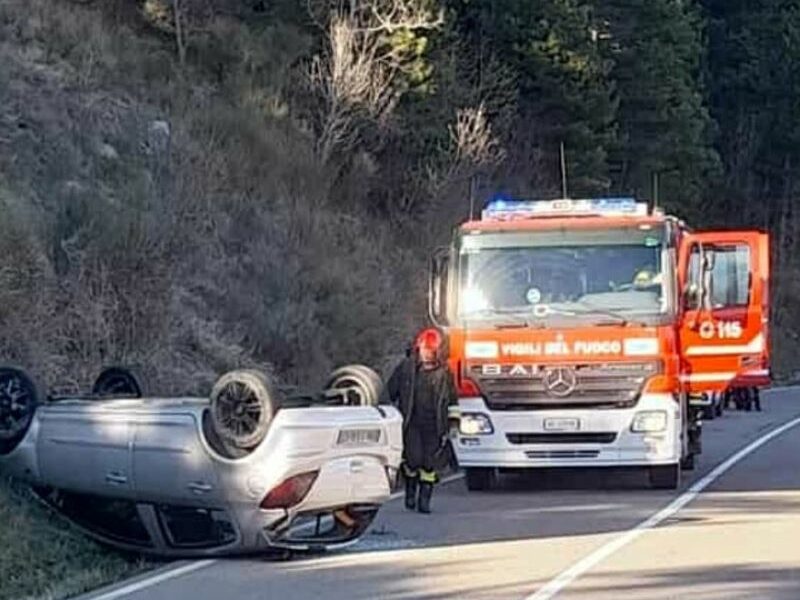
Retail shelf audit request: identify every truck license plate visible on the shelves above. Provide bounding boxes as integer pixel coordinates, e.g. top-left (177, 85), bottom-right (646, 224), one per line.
top-left (337, 428), bottom-right (382, 446)
top-left (544, 418), bottom-right (580, 432)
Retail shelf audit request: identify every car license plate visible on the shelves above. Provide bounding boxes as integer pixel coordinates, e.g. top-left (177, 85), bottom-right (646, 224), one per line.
top-left (544, 418), bottom-right (580, 432)
top-left (337, 428), bottom-right (382, 445)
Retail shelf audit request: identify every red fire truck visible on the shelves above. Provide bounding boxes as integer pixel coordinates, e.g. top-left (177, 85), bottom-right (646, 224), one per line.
top-left (429, 197), bottom-right (770, 490)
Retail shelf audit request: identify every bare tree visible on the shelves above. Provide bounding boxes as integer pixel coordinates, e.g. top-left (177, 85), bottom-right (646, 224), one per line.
top-left (141, 0), bottom-right (216, 67)
top-left (309, 0), bottom-right (443, 163)
top-left (424, 102), bottom-right (505, 195)
top-left (449, 104), bottom-right (505, 171)
top-left (173, 0), bottom-right (187, 67)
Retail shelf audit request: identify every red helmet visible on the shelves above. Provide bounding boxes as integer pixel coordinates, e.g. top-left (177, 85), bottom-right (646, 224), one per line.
top-left (414, 328), bottom-right (443, 354)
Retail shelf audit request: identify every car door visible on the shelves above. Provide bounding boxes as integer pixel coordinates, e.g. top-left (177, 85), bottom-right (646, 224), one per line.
top-left (677, 230), bottom-right (770, 393)
top-left (37, 408), bottom-right (133, 495)
top-left (132, 413), bottom-right (221, 503)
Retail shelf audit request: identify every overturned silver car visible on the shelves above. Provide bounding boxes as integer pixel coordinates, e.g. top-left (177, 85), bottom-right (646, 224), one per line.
top-left (0, 365), bottom-right (402, 557)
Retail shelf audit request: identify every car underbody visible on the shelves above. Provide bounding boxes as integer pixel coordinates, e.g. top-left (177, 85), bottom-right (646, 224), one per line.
top-left (0, 365), bottom-right (402, 557)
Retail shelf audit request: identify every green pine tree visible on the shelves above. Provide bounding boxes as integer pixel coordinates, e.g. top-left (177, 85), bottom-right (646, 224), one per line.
top-left (599, 0), bottom-right (719, 215)
top-left (447, 0), bottom-right (617, 197)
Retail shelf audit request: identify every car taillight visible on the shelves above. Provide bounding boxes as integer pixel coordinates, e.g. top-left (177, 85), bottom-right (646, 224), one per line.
top-left (259, 471), bottom-right (319, 510)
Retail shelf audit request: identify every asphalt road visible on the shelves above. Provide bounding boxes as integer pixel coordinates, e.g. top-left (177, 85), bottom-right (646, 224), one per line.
top-left (83, 387), bottom-right (800, 600)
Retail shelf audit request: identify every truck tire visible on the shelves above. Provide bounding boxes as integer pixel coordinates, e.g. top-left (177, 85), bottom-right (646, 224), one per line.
top-left (0, 367), bottom-right (40, 453)
top-left (324, 365), bottom-right (383, 407)
top-left (92, 366), bottom-right (145, 398)
top-left (649, 463), bottom-right (680, 489)
top-left (209, 369), bottom-right (276, 450)
top-left (465, 467), bottom-right (497, 491)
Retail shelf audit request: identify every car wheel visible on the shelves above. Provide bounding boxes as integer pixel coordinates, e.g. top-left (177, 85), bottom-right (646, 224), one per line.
top-left (649, 463), bottom-right (680, 489)
top-left (324, 365), bottom-right (383, 407)
top-left (0, 367), bottom-right (40, 453)
top-left (210, 369), bottom-right (276, 450)
top-left (465, 467), bottom-right (497, 491)
top-left (92, 366), bottom-right (145, 398)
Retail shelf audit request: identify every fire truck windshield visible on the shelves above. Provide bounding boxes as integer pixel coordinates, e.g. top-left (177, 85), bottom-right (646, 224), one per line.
top-left (455, 227), bottom-right (672, 327)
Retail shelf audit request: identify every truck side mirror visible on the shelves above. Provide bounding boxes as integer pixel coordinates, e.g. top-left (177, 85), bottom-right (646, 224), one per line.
top-left (700, 248), bottom-right (715, 311)
top-left (429, 247), bottom-right (450, 327)
top-left (683, 282), bottom-right (701, 310)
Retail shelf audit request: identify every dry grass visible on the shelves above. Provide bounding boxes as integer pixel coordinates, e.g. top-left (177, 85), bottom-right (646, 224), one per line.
top-left (0, 0), bottom-right (426, 394)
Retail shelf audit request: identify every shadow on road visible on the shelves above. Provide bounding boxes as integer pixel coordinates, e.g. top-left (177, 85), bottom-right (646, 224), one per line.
top-left (572, 563), bottom-right (800, 600)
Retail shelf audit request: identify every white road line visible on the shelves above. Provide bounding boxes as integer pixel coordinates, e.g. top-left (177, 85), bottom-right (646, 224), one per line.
top-left (84, 472), bottom-right (465, 599)
top-left (84, 559), bottom-right (217, 600)
top-left (524, 413), bottom-right (800, 600)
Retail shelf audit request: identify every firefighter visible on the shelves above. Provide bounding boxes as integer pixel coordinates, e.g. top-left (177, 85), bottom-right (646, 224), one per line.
top-left (386, 328), bottom-right (458, 514)
top-left (752, 387), bottom-right (762, 411)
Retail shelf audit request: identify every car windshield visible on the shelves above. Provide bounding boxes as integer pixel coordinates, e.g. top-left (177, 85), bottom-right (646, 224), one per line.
top-left (456, 228), bottom-right (670, 326)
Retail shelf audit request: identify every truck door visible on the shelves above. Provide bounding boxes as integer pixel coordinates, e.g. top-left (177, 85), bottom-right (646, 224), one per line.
top-left (678, 231), bottom-right (770, 393)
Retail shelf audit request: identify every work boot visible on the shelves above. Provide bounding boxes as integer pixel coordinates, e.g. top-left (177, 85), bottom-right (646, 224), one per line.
top-left (404, 476), bottom-right (418, 510)
top-left (417, 482), bottom-right (433, 514)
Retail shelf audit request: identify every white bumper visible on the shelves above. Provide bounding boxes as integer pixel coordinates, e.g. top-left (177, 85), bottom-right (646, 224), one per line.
top-left (453, 394), bottom-right (681, 468)
top-left (233, 405), bottom-right (404, 550)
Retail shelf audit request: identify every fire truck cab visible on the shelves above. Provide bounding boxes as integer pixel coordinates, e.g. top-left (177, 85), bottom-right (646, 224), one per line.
top-left (429, 197), bottom-right (770, 490)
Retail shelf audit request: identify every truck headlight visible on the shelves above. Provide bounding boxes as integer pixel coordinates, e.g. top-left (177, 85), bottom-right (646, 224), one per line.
top-left (459, 413), bottom-right (494, 435)
top-left (630, 410), bottom-right (668, 433)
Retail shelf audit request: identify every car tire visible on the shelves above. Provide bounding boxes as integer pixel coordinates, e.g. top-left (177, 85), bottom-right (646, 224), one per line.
top-left (0, 366), bottom-right (40, 453)
top-left (324, 365), bottom-right (383, 407)
top-left (209, 369), bottom-right (277, 450)
top-left (92, 366), bottom-right (146, 398)
top-left (649, 463), bottom-right (680, 489)
top-left (465, 467), bottom-right (497, 491)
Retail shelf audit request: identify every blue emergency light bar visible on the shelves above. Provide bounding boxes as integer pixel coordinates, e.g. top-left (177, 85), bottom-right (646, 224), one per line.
top-left (481, 196), bottom-right (649, 221)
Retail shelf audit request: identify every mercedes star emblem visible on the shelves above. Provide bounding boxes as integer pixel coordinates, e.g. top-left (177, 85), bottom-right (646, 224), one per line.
top-left (542, 367), bottom-right (578, 397)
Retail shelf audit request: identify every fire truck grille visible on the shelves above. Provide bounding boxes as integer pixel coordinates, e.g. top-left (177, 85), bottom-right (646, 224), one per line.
top-left (507, 432), bottom-right (617, 445)
top-left (525, 450), bottom-right (600, 459)
top-left (471, 362), bottom-right (658, 411)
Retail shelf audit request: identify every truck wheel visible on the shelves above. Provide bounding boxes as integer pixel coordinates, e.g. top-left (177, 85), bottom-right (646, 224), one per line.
top-left (649, 464), bottom-right (680, 489)
top-left (0, 367), bottom-right (40, 452)
top-left (324, 365), bottom-right (383, 407)
top-left (465, 467), bottom-right (497, 491)
top-left (210, 369), bottom-right (276, 450)
top-left (92, 366), bottom-right (145, 398)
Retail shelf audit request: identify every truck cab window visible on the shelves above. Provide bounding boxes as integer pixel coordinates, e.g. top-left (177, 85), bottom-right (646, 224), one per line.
top-left (709, 245), bottom-right (751, 307)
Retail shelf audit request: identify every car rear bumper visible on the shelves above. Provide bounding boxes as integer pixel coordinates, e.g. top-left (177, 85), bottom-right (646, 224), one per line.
top-left (261, 504), bottom-right (380, 551)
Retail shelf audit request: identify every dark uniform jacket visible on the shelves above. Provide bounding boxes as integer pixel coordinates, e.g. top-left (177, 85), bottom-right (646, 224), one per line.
top-left (386, 355), bottom-right (458, 440)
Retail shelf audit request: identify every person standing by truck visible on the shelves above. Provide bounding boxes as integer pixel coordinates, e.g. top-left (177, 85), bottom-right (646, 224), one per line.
top-left (387, 328), bottom-right (458, 514)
